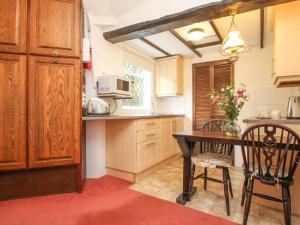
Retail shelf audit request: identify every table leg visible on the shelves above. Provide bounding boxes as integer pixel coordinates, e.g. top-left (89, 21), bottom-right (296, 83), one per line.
top-left (176, 140), bottom-right (196, 204)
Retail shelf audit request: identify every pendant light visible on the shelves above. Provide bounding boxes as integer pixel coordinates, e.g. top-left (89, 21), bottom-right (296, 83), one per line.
top-left (222, 10), bottom-right (245, 62)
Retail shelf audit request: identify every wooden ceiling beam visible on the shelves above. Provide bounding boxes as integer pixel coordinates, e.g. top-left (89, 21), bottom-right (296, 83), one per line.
top-left (193, 40), bottom-right (222, 49)
top-left (260, 8), bottom-right (265, 48)
top-left (140, 37), bottom-right (171, 56)
top-left (170, 30), bottom-right (202, 58)
top-left (103, 0), bottom-right (296, 43)
top-left (209, 20), bottom-right (223, 42)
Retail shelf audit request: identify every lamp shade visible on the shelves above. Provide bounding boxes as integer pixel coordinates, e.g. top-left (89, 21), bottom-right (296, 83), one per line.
top-left (188, 28), bottom-right (205, 41)
top-left (222, 30), bottom-right (245, 54)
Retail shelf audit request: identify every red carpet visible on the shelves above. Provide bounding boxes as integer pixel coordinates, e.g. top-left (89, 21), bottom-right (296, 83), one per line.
top-left (0, 176), bottom-right (239, 225)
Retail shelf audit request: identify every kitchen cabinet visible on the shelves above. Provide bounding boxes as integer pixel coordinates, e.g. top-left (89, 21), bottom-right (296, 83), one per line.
top-left (29, 0), bottom-right (81, 58)
top-left (28, 56), bottom-right (81, 168)
top-left (0, 54), bottom-right (26, 170)
top-left (155, 55), bottom-right (183, 97)
top-left (106, 116), bottom-right (184, 182)
top-left (273, 1), bottom-right (300, 87)
top-left (161, 118), bottom-right (175, 158)
top-left (0, 0), bottom-right (27, 53)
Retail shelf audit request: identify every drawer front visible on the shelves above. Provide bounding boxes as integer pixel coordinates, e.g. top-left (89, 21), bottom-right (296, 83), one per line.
top-left (137, 139), bottom-right (160, 172)
top-left (137, 119), bottom-right (160, 131)
top-left (137, 128), bottom-right (160, 143)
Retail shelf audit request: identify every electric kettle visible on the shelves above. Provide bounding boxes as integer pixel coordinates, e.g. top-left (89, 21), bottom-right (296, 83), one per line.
top-left (87, 98), bottom-right (110, 115)
top-left (287, 96), bottom-right (300, 119)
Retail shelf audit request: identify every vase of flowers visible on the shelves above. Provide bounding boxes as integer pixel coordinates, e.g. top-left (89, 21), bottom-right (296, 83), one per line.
top-left (209, 84), bottom-right (249, 136)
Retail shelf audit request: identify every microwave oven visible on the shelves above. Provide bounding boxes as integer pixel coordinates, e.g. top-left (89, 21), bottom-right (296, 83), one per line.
top-left (97, 75), bottom-right (133, 97)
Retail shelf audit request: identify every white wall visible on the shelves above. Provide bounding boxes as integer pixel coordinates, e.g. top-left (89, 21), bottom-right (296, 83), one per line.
top-left (85, 14), bottom-right (124, 178)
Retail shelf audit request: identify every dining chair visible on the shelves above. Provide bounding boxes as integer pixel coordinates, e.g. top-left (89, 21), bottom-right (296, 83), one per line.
top-left (241, 123), bottom-right (300, 225)
top-left (190, 119), bottom-right (234, 216)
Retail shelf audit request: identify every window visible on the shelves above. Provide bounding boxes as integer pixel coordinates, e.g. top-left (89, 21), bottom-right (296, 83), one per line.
top-left (122, 63), bottom-right (152, 109)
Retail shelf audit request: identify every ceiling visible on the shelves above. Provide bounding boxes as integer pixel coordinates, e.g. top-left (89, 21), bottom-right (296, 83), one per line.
top-left (83, 0), bottom-right (147, 17)
top-left (124, 8), bottom-right (272, 59)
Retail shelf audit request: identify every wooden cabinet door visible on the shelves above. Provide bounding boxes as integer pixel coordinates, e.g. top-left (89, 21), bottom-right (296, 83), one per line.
top-left (0, 0), bottom-right (27, 53)
top-left (137, 139), bottom-right (160, 172)
top-left (173, 117), bottom-right (184, 153)
top-left (28, 56), bottom-right (81, 168)
top-left (0, 54), bottom-right (26, 170)
top-left (155, 56), bottom-right (183, 97)
top-left (29, 0), bottom-right (80, 57)
top-left (161, 119), bottom-right (174, 158)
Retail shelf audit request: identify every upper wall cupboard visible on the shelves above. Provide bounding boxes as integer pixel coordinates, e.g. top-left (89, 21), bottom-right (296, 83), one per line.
top-left (29, 0), bottom-right (81, 57)
top-left (0, 0), bottom-right (27, 53)
top-left (273, 1), bottom-right (300, 87)
top-left (155, 56), bottom-right (184, 97)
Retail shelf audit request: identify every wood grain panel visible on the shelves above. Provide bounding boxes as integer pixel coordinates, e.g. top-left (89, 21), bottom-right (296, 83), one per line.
top-left (0, 54), bottom-right (26, 170)
top-left (0, 0), bottom-right (27, 53)
top-left (28, 56), bottom-right (81, 168)
top-left (29, 0), bottom-right (80, 57)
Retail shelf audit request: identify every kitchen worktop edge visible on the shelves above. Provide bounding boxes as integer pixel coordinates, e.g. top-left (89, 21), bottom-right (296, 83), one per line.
top-left (82, 114), bottom-right (185, 121)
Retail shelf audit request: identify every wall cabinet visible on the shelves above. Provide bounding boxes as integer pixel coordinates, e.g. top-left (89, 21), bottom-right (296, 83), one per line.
top-left (273, 1), bottom-right (300, 87)
top-left (0, 0), bottom-right (27, 53)
top-left (106, 116), bottom-right (184, 182)
top-left (28, 56), bottom-right (81, 168)
top-left (0, 0), bottom-right (83, 199)
top-left (29, 0), bottom-right (81, 58)
top-left (0, 54), bottom-right (26, 170)
top-left (155, 55), bottom-right (183, 97)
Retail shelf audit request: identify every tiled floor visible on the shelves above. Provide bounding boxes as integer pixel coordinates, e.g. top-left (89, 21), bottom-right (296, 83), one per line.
top-left (130, 158), bottom-right (300, 225)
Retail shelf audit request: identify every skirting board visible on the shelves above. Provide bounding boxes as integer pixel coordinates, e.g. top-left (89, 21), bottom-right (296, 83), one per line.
top-left (107, 153), bottom-right (182, 183)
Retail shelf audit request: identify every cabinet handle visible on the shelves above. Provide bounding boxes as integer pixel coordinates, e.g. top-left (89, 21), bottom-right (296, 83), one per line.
top-left (52, 51), bottom-right (59, 63)
top-left (146, 122), bottom-right (156, 127)
top-left (146, 133), bottom-right (156, 137)
top-left (145, 142), bottom-right (157, 147)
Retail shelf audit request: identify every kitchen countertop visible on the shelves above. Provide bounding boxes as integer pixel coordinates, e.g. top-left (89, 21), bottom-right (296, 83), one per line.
top-left (243, 117), bottom-right (300, 124)
top-left (82, 113), bottom-right (185, 121)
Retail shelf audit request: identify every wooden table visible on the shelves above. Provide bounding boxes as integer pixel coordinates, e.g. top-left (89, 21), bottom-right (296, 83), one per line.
top-left (173, 130), bottom-right (242, 204)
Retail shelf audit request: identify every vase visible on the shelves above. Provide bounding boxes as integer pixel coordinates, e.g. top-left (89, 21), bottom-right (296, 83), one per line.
top-left (224, 120), bottom-right (241, 136)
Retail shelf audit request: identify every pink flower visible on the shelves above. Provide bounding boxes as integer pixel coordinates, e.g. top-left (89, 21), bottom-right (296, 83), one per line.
top-left (211, 96), bottom-right (220, 105)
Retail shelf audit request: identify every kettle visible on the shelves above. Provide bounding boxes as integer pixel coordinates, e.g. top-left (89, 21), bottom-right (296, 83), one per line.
top-left (287, 96), bottom-right (300, 119)
top-left (87, 98), bottom-right (110, 115)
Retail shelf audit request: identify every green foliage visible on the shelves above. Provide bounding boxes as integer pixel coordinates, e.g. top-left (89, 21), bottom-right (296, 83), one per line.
top-left (122, 63), bottom-right (145, 107)
top-left (209, 84), bottom-right (249, 122)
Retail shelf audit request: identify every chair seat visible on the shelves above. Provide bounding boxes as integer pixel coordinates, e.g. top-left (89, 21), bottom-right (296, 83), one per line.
top-left (191, 152), bottom-right (232, 168)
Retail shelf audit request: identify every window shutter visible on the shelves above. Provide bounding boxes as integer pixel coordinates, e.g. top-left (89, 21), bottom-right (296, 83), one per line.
top-left (193, 64), bottom-right (211, 130)
top-left (193, 61), bottom-right (233, 130)
top-left (213, 63), bottom-right (233, 118)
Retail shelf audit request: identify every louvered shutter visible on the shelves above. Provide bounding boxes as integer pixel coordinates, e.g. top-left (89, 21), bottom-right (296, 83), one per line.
top-left (193, 61), bottom-right (233, 130)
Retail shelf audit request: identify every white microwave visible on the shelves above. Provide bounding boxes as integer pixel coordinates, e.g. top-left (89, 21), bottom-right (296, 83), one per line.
top-left (97, 75), bottom-right (133, 97)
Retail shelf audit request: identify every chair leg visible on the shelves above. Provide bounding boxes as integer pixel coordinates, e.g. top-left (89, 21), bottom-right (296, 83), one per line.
top-left (227, 171), bottom-right (233, 198)
top-left (241, 176), bottom-right (249, 206)
top-left (204, 167), bottom-right (207, 190)
top-left (243, 178), bottom-right (254, 225)
top-left (189, 164), bottom-right (196, 194)
top-left (282, 186), bottom-right (291, 225)
top-left (223, 168), bottom-right (230, 216)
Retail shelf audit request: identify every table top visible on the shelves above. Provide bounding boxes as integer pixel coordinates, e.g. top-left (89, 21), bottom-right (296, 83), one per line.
top-left (173, 130), bottom-right (243, 145)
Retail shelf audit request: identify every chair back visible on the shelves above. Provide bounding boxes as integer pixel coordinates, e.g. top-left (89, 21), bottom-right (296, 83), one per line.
top-left (241, 123), bottom-right (300, 184)
top-left (200, 119), bottom-right (234, 156)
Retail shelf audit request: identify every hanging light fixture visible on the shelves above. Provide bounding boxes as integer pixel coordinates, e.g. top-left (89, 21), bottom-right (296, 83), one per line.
top-left (222, 10), bottom-right (245, 62)
top-left (188, 28), bottom-right (205, 41)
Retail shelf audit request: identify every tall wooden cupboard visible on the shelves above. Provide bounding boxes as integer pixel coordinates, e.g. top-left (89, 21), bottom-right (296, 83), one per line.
top-left (0, 0), bottom-right (84, 200)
